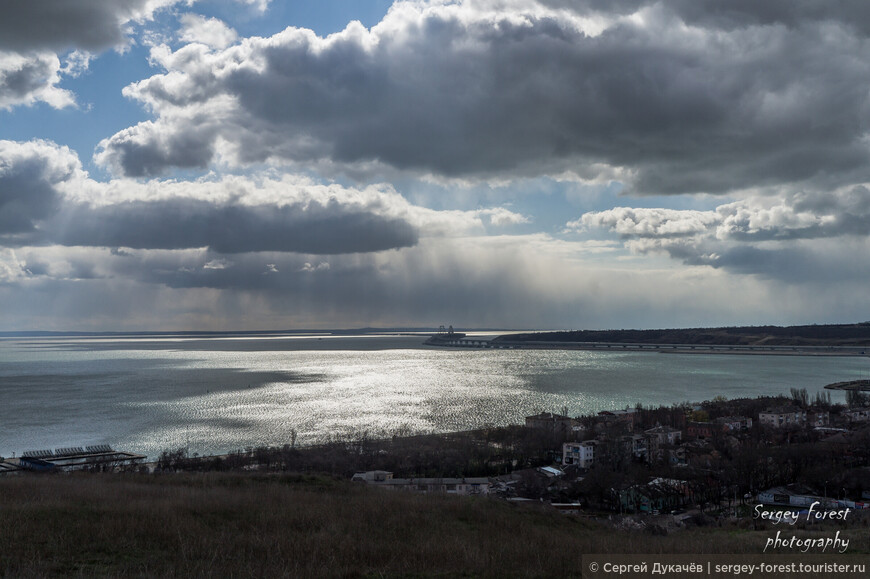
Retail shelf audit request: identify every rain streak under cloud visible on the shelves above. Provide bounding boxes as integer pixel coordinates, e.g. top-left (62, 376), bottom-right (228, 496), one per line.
top-left (2, 0), bottom-right (870, 330)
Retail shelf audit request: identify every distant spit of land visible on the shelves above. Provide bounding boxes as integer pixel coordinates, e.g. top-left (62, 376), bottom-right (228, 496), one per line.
top-left (493, 322), bottom-right (870, 348)
top-left (825, 379), bottom-right (870, 392)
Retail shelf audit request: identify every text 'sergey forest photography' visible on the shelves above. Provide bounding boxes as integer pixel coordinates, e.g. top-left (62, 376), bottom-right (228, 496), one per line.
top-left (4, 1), bottom-right (870, 577)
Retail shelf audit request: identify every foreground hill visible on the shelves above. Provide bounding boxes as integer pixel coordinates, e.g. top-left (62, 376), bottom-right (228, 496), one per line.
top-left (3, 472), bottom-right (863, 577)
top-left (494, 323), bottom-right (870, 347)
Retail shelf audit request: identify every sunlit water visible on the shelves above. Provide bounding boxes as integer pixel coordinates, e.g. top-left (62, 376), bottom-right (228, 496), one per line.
top-left (2, 333), bottom-right (868, 459)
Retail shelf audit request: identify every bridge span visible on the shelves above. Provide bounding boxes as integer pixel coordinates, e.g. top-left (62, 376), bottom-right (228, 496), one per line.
top-left (427, 338), bottom-right (869, 356)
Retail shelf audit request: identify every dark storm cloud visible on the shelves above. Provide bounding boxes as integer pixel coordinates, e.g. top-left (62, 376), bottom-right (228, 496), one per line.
top-left (545, 0), bottom-right (870, 33)
top-left (97, 1), bottom-right (870, 195)
top-left (52, 198), bottom-right (418, 254)
top-left (14, 234), bottom-right (787, 331)
top-left (0, 58), bottom-right (55, 100)
top-left (0, 0), bottom-right (160, 52)
top-left (0, 160), bottom-right (60, 234)
top-left (703, 242), bottom-right (870, 284)
top-left (666, 0), bottom-right (870, 34)
top-left (0, 141), bottom-right (76, 234)
top-left (0, 140), bottom-right (419, 255)
top-left (613, 235), bottom-right (870, 284)
top-left (104, 121), bottom-right (219, 177)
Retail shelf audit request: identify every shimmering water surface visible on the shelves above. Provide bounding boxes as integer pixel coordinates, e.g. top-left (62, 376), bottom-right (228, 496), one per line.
top-left (2, 333), bottom-right (868, 458)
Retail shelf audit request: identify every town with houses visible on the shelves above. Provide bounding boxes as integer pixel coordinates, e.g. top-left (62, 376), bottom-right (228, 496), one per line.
top-left (4, 387), bottom-right (870, 529)
top-left (348, 388), bottom-right (870, 525)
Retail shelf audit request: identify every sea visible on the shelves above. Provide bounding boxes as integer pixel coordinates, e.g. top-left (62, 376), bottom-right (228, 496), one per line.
top-left (2, 332), bottom-right (868, 459)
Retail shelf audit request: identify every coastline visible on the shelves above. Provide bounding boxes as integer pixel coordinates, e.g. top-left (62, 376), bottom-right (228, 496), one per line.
top-left (824, 380), bottom-right (870, 391)
top-left (5, 390), bottom-right (870, 575)
top-left (428, 338), bottom-right (870, 357)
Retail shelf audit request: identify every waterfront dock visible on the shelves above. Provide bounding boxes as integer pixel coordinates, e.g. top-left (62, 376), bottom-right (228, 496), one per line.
top-left (0, 445), bottom-right (146, 475)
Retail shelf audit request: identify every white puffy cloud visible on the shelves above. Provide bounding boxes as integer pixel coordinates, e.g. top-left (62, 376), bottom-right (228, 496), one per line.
top-left (179, 14), bottom-right (239, 50)
top-left (577, 186), bottom-right (870, 281)
top-left (0, 0), bottom-right (261, 111)
top-left (480, 207), bottom-right (531, 227)
top-left (0, 0), bottom-right (185, 110)
top-left (299, 262), bottom-right (330, 273)
top-left (203, 258), bottom-right (232, 270)
top-left (0, 248), bottom-right (30, 283)
top-left (572, 207), bottom-right (720, 238)
top-left (0, 52), bottom-right (76, 110)
top-left (236, 0), bottom-right (271, 14)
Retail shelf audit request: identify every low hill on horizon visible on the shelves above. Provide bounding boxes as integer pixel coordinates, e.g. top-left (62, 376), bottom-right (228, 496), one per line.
top-left (494, 322), bottom-right (870, 346)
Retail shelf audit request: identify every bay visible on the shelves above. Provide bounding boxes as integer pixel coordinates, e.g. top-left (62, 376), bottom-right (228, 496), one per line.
top-left (1, 333), bottom-right (868, 459)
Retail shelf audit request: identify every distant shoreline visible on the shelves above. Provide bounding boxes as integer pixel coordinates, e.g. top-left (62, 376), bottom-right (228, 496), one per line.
top-left (428, 338), bottom-right (869, 356)
top-left (480, 322), bottom-right (870, 355)
top-left (824, 379), bottom-right (870, 391)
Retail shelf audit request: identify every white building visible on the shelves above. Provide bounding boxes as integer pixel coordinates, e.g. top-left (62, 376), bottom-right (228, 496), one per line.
top-left (714, 416), bottom-right (753, 431)
top-left (759, 406), bottom-right (806, 428)
top-left (844, 408), bottom-right (870, 423)
top-left (352, 470), bottom-right (393, 482)
top-left (807, 410), bottom-right (830, 427)
top-left (621, 434), bottom-right (648, 460)
top-left (352, 471), bottom-right (490, 495)
top-left (562, 440), bottom-right (598, 468)
top-left (644, 426), bottom-right (683, 446)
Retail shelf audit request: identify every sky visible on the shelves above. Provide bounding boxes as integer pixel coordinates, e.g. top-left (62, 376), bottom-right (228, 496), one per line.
top-left (2, 0), bottom-right (870, 331)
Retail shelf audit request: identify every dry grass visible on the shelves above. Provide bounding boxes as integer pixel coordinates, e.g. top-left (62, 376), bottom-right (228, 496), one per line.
top-left (1, 473), bottom-right (867, 577)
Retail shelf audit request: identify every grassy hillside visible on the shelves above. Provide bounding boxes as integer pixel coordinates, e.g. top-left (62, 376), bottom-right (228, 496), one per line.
top-left (2, 473), bottom-right (867, 577)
